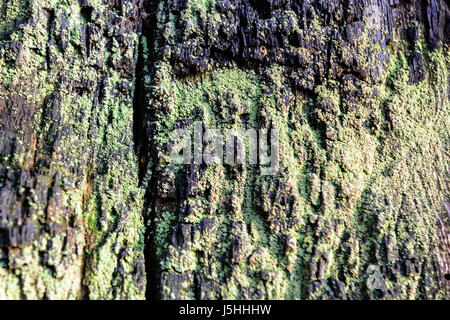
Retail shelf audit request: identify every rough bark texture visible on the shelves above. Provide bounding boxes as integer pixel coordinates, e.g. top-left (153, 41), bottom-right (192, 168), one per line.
top-left (0, 0), bottom-right (449, 300)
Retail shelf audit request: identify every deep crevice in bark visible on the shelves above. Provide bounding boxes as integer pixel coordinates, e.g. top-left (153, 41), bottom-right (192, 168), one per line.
top-left (133, 0), bottom-right (163, 301)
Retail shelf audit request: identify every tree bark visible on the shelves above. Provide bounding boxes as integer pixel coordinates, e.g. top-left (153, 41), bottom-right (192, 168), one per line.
top-left (0, 0), bottom-right (448, 300)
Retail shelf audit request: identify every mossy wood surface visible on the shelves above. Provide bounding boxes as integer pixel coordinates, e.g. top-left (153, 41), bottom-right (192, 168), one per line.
top-left (0, 0), bottom-right (448, 300)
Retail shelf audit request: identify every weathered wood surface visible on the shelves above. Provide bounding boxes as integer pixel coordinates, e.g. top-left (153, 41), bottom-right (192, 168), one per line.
top-left (0, 0), bottom-right (448, 299)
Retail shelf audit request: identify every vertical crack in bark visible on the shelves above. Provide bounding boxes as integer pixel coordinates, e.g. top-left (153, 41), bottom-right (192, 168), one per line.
top-left (133, 35), bottom-right (147, 185)
top-left (131, 0), bottom-right (162, 300)
top-left (144, 0), bottom-right (164, 301)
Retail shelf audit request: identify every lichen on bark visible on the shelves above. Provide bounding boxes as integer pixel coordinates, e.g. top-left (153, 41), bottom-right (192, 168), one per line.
top-left (0, 0), bottom-right (449, 300)
top-left (0, 0), bottom-right (146, 299)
